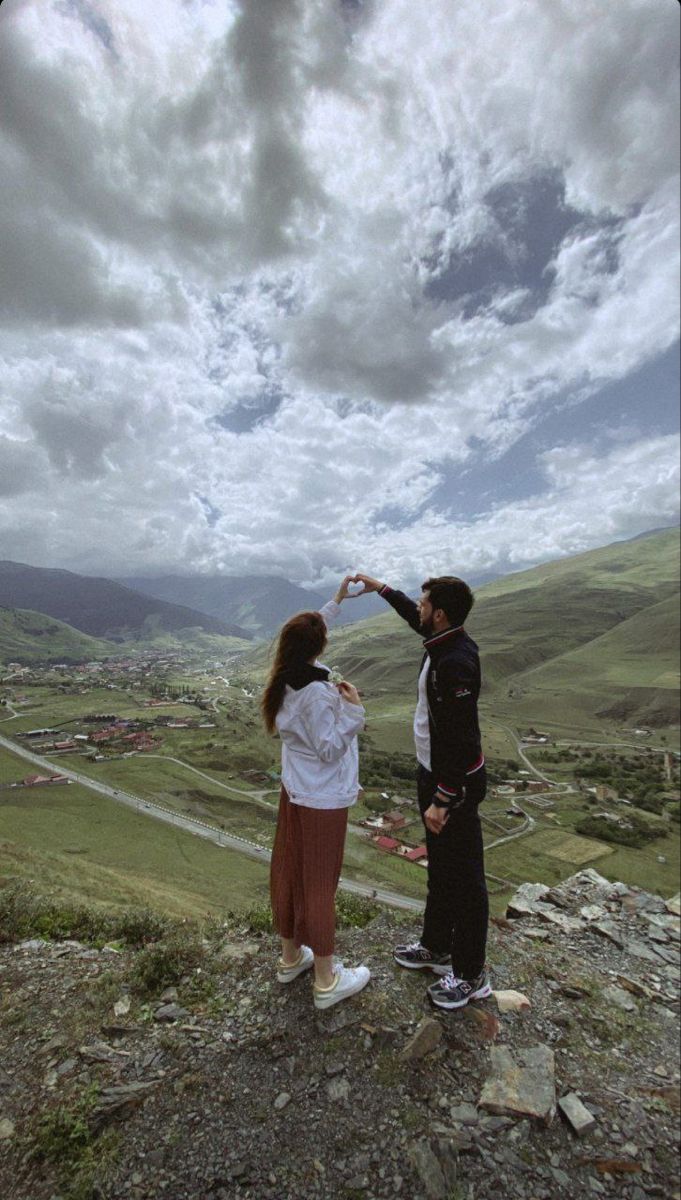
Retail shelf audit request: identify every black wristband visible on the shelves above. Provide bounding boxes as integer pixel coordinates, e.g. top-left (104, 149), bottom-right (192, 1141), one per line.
top-left (431, 794), bottom-right (451, 809)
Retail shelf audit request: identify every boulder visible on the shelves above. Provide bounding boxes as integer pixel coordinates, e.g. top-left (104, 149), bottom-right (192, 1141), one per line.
top-left (401, 1016), bottom-right (442, 1061)
top-left (493, 990), bottom-right (531, 1014)
top-left (479, 1045), bottom-right (556, 1126)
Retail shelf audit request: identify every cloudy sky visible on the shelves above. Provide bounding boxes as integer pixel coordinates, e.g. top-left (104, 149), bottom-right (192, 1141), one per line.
top-left (0, 0), bottom-right (679, 590)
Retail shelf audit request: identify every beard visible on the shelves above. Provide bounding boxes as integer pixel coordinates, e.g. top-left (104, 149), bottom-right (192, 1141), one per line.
top-left (420, 614), bottom-right (434, 637)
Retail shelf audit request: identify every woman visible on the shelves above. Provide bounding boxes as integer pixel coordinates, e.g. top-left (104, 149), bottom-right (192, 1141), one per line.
top-left (263, 575), bottom-right (370, 1010)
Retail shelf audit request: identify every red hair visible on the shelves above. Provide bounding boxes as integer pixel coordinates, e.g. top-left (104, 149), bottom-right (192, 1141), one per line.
top-left (261, 611), bottom-right (328, 734)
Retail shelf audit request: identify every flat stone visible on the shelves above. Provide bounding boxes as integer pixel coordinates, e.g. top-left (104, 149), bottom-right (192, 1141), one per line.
top-left (642, 912), bottom-right (681, 933)
top-left (520, 927), bottom-right (551, 941)
top-left (153, 1004), bottom-right (189, 1023)
top-left (538, 908), bottom-right (584, 935)
top-left (625, 939), bottom-right (668, 964)
top-left (461, 1005), bottom-right (502, 1042)
top-left (493, 990), bottom-right (531, 1014)
top-left (575, 869), bottom-right (613, 888)
top-left (92, 1080), bottom-right (159, 1126)
top-left (409, 1138), bottom-right (457, 1200)
top-left (580, 905), bottom-right (608, 922)
top-left (15, 939), bottom-right (48, 951)
top-left (449, 1102), bottom-right (479, 1126)
top-left (273, 1092), bottom-right (291, 1111)
top-left (558, 1093), bottom-right (598, 1136)
top-left (219, 940), bottom-right (261, 960)
top-left (0, 1118), bottom-right (15, 1140)
top-left (650, 943), bottom-right (680, 966)
top-left (479, 1045), bottom-right (556, 1126)
top-left (665, 893), bottom-right (680, 917)
top-left (592, 921), bottom-right (625, 949)
top-left (552, 1167), bottom-right (571, 1187)
top-left (602, 986), bottom-right (637, 1013)
top-left (506, 883), bottom-right (551, 918)
top-left (326, 1077), bottom-right (350, 1103)
top-left (401, 1017), bottom-right (442, 1061)
top-left (615, 975), bottom-right (653, 1000)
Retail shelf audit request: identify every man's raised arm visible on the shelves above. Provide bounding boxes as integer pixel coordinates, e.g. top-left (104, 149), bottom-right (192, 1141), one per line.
top-left (353, 573), bottom-right (423, 635)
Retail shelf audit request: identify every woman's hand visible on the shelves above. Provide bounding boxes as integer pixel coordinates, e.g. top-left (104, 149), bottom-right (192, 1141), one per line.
top-left (337, 680), bottom-right (362, 706)
top-left (351, 572), bottom-right (385, 594)
top-left (333, 574), bottom-right (363, 604)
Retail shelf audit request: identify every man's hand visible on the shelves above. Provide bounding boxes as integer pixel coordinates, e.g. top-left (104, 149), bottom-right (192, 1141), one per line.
top-left (352, 573), bottom-right (385, 594)
top-left (424, 803), bottom-right (449, 835)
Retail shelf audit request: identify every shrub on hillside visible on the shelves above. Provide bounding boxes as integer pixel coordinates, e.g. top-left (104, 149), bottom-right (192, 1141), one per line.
top-left (129, 933), bottom-right (207, 998)
top-left (575, 813), bottom-right (661, 849)
top-left (0, 883), bottom-right (180, 948)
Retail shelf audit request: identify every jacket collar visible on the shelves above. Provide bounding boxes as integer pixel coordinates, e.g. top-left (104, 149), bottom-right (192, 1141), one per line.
top-left (423, 624), bottom-right (464, 651)
top-left (283, 662), bottom-right (330, 691)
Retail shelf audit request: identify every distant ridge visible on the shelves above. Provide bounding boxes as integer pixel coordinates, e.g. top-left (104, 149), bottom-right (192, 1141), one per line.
top-left (0, 607), bottom-right (116, 664)
top-left (297, 527), bottom-right (681, 730)
top-left (120, 573), bottom-right (384, 636)
top-left (0, 562), bottom-right (252, 643)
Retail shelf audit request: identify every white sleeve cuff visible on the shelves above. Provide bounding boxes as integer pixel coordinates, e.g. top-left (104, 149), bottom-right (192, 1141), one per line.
top-left (319, 599), bottom-right (341, 627)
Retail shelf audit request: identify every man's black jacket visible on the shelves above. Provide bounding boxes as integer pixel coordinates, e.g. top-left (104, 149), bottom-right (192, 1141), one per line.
top-left (379, 585), bottom-right (483, 801)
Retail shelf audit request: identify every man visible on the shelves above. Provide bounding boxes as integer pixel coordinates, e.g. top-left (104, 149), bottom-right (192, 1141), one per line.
top-left (353, 572), bottom-right (490, 1010)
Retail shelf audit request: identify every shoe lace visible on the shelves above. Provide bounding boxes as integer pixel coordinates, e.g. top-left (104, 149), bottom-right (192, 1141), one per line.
top-left (440, 972), bottom-right (463, 989)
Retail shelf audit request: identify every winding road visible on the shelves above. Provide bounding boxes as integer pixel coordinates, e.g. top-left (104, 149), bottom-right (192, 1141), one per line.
top-left (0, 732), bottom-right (424, 913)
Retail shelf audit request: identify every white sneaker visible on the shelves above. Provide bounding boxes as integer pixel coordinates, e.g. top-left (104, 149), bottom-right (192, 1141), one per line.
top-left (276, 945), bottom-right (314, 983)
top-left (313, 963), bottom-right (371, 1010)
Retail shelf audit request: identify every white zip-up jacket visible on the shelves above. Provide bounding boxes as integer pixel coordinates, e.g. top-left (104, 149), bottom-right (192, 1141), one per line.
top-left (275, 600), bottom-right (365, 809)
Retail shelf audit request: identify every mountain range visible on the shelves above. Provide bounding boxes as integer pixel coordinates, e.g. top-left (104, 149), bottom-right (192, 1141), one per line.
top-left (120, 573), bottom-right (384, 635)
top-left (0, 561), bottom-right (251, 645)
top-left (310, 527), bottom-right (681, 731)
top-left (1, 529), bottom-right (679, 732)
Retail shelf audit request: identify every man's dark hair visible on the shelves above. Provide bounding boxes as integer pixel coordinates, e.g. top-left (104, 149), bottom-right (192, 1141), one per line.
top-left (421, 576), bottom-right (474, 626)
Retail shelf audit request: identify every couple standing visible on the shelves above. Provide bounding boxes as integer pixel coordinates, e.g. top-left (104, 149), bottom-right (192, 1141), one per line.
top-left (262, 572), bottom-right (490, 1012)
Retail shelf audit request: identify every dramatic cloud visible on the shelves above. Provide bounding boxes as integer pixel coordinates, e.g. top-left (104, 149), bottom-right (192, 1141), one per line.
top-left (0, 0), bottom-right (678, 587)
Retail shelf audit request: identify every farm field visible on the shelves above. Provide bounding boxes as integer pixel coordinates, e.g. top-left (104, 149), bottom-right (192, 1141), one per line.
top-left (0, 749), bottom-right (270, 919)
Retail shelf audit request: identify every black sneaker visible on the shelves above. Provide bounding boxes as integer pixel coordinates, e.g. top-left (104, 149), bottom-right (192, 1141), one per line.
top-left (393, 941), bottom-right (451, 976)
top-left (427, 969), bottom-right (492, 1010)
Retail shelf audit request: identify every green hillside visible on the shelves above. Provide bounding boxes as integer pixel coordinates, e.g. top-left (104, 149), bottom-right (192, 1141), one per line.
top-left (0, 749), bottom-right (269, 919)
top-left (311, 528), bottom-right (680, 732)
top-left (0, 608), bottom-right (117, 665)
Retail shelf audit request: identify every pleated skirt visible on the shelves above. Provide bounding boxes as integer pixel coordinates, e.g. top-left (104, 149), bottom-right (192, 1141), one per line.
top-left (270, 786), bottom-right (349, 956)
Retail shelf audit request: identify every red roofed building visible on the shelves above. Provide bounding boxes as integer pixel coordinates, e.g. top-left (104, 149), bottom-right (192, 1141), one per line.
top-left (373, 835), bottom-right (401, 852)
top-left (403, 846), bottom-right (428, 862)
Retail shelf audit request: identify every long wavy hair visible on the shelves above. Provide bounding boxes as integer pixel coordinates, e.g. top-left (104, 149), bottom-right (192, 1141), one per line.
top-left (261, 611), bottom-right (328, 734)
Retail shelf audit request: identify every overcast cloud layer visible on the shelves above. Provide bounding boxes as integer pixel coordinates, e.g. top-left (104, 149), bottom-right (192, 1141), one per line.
top-left (0, 0), bottom-right (679, 588)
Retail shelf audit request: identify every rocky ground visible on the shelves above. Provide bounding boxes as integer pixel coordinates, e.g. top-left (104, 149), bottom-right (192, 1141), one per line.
top-left (0, 869), bottom-right (679, 1200)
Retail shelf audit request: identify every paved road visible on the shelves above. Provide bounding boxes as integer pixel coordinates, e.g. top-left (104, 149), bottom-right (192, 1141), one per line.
top-left (0, 733), bottom-right (424, 913)
top-left (484, 806), bottom-right (536, 850)
top-left (489, 720), bottom-right (577, 790)
top-left (555, 738), bottom-right (677, 756)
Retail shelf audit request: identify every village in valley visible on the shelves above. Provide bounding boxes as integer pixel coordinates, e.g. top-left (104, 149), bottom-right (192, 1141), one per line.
top-left (2, 651), bottom-right (679, 909)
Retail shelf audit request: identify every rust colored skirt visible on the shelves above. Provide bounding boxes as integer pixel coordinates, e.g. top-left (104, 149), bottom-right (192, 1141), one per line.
top-left (270, 786), bottom-right (349, 957)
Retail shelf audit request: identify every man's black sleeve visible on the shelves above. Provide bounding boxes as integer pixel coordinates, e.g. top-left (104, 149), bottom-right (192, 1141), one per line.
top-left (431, 657), bottom-right (480, 799)
top-left (377, 585), bottom-right (423, 634)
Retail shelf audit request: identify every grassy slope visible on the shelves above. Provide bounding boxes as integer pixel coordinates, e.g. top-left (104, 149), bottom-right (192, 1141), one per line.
top-left (0, 747), bottom-right (269, 919)
top-left (311, 529), bottom-right (681, 732)
top-left (0, 608), bottom-right (117, 665)
top-left (514, 593), bottom-right (680, 691)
